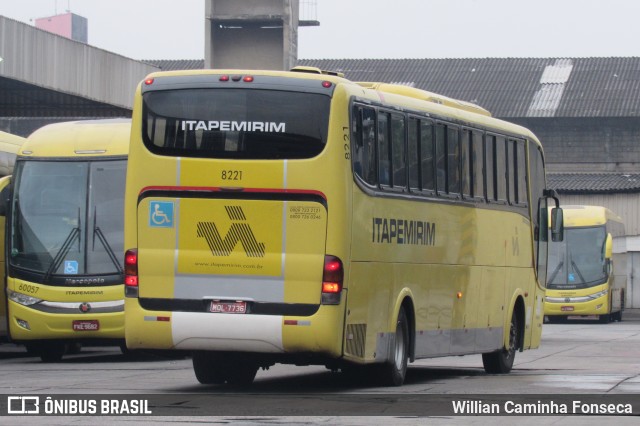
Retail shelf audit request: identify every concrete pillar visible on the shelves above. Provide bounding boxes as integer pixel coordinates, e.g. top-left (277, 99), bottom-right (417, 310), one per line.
top-left (205, 0), bottom-right (299, 71)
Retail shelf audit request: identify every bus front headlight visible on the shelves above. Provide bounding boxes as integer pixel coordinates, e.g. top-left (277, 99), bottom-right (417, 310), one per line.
top-left (8, 290), bottom-right (42, 306)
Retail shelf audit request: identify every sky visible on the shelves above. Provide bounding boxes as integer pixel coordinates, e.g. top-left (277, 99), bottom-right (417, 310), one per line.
top-left (1, 0), bottom-right (640, 60)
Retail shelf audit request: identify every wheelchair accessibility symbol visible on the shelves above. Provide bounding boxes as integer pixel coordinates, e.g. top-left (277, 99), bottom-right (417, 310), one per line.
top-left (149, 201), bottom-right (174, 228)
top-left (64, 260), bottom-right (79, 275)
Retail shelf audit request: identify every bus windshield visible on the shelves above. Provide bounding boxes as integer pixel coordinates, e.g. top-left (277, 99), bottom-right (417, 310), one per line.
top-left (9, 159), bottom-right (127, 285)
top-left (142, 89), bottom-right (330, 159)
top-left (547, 226), bottom-right (607, 289)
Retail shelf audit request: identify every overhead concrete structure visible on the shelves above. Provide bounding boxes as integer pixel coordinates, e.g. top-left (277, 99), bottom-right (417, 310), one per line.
top-left (35, 12), bottom-right (88, 43)
top-left (0, 16), bottom-right (159, 136)
top-left (205, 0), bottom-right (306, 70)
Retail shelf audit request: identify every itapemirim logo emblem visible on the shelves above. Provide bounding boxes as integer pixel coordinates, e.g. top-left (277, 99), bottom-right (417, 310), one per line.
top-left (197, 206), bottom-right (266, 258)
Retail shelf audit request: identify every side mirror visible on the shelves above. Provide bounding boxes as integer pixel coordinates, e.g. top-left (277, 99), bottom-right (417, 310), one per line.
top-left (605, 233), bottom-right (613, 259)
top-left (550, 207), bottom-right (563, 242)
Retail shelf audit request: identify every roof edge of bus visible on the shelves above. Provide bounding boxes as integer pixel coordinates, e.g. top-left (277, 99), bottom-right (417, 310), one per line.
top-left (142, 68), bottom-right (351, 81)
top-left (355, 82), bottom-right (492, 117)
top-left (21, 119), bottom-right (131, 157)
top-left (0, 130), bottom-right (26, 150)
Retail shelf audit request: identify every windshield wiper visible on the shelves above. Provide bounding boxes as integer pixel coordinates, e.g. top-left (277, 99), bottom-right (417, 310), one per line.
top-left (93, 207), bottom-right (123, 275)
top-left (570, 259), bottom-right (586, 284)
top-left (548, 260), bottom-right (564, 284)
top-left (44, 208), bottom-right (81, 281)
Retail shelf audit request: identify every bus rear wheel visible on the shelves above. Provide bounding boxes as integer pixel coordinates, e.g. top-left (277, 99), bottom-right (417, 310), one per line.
top-left (192, 351), bottom-right (258, 386)
top-left (483, 310), bottom-right (519, 374)
top-left (377, 307), bottom-right (409, 386)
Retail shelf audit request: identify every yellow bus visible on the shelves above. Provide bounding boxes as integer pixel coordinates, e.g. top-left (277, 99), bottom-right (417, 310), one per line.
top-left (0, 130), bottom-right (26, 339)
top-left (0, 130), bottom-right (26, 177)
top-left (545, 205), bottom-right (626, 323)
top-left (1, 119), bottom-right (130, 361)
top-left (124, 68), bottom-right (561, 386)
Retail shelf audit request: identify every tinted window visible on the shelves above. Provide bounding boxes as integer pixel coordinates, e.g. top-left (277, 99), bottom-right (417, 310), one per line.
top-left (391, 114), bottom-right (406, 189)
top-left (378, 112), bottom-right (390, 186)
top-left (485, 135), bottom-right (495, 201)
top-left (515, 140), bottom-right (527, 204)
top-left (421, 121), bottom-right (435, 191)
top-left (10, 160), bottom-right (126, 282)
top-left (435, 124), bottom-right (446, 193)
top-left (143, 89), bottom-right (330, 159)
top-left (352, 106), bottom-right (377, 185)
top-left (471, 131), bottom-right (484, 199)
top-left (495, 136), bottom-right (506, 201)
top-left (408, 118), bottom-right (419, 190)
top-left (447, 126), bottom-right (460, 194)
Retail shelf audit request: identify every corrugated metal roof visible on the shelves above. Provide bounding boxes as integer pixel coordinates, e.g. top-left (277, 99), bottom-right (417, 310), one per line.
top-left (142, 57), bottom-right (640, 118)
top-left (142, 59), bottom-right (205, 71)
top-left (548, 173), bottom-right (640, 193)
top-left (299, 58), bottom-right (640, 118)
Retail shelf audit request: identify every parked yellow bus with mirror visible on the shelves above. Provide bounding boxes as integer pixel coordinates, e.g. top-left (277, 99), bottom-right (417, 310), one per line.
top-left (0, 130), bottom-right (26, 340)
top-left (123, 68), bottom-right (561, 386)
top-left (0, 119), bottom-right (129, 361)
top-left (545, 205), bottom-right (626, 323)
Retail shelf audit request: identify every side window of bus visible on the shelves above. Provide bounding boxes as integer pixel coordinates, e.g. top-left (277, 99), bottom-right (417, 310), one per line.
top-left (391, 114), bottom-right (406, 190)
top-left (378, 112), bottom-right (391, 187)
top-left (408, 118), bottom-right (420, 191)
top-left (435, 123), bottom-right (446, 194)
top-left (421, 120), bottom-right (435, 192)
top-left (507, 139), bottom-right (516, 204)
top-left (461, 129), bottom-right (471, 198)
top-left (471, 131), bottom-right (484, 200)
top-left (351, 105), bottom-right (377, 185)
top-left (447, 126), bottom-right (460, 195)
top-left (495, 136), bottom-right (507, 202)
top-left (485, 134), bottom-right (495, 201)
top-left (516, 139), bottom-right (527, 205)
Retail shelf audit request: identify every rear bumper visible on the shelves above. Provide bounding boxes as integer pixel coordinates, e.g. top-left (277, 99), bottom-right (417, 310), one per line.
top-left (125, 298), bottom-right (344, 358)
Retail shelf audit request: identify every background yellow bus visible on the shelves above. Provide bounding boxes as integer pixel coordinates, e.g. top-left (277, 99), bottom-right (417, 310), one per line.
top-left (0, 130), bottom-right (25, 177)
top-left (545, 205), bottom-right (626, 323)
top-left (0, 130), bottom-right (26, 339)
top-left (1, 119), bottom-right (130, 361)
top-left (124, 68), bottom-right (561, 386)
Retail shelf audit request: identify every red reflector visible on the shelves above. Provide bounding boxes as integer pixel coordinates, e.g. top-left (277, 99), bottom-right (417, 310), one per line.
top-left (322, 81), bottom-right (332, 88)
top-left (125, 276), bottom-right (138, 287)
top-left (243, 75), bottom-right (254, 82)
top-left (144, 78), bottom-right (154, 85)
top-left (284, 320), bottom-right (298, 325)
top-left (219, 75), bottom-right (230, 82)
top-left (157, 317), bottom-right (170, 322)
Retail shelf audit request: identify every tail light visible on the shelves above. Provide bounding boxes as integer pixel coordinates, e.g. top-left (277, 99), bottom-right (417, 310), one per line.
top-left (124, 249), bottom-right (138, 297)
top-left (322, 255), bottom-right (343, 305)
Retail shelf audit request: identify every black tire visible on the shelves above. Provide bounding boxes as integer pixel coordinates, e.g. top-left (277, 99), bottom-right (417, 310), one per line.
top-left (377, 308), bottom-right (409, 386)
top-left (192, 351), bottom-right (227, 384)
top-left (546, 315), bottom-right (567, 324)
top-left (192, 351), bottom-right (258, 386)
top-left (483, 310), bottom-right (519, 374)
top-left (599, 313), bottom-right (611, 324)
top-left (36, 342), bottom-right (67, 363)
